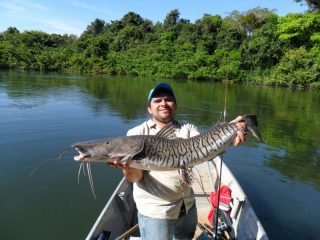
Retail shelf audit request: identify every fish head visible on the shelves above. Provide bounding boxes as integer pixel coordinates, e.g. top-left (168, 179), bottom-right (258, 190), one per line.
top-left (72, 138), bottom-right (123, 162)
top-left (72, 136), bottom-right (145, 163)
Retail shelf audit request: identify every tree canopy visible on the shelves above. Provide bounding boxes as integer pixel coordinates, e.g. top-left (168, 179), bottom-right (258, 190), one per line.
top-left (0, 6), bottom-right (319, 89)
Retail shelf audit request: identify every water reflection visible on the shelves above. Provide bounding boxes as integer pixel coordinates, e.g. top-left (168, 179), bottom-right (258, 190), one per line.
top-left (1, 71), bottom-right (320, 191)
top-left (0, 72), bottom-right (320, 239)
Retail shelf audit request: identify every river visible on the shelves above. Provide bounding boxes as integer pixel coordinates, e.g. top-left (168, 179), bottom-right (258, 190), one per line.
top-left (0, 71), bottom-right (319, 240)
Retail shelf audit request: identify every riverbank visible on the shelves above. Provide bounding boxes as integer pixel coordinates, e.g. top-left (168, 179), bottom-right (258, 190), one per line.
top-left (1, 9), bottom-right (320, 89)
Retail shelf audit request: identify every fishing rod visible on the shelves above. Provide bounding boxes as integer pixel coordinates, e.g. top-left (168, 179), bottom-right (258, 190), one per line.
top-left (214, 83), bottom-right (228, 240)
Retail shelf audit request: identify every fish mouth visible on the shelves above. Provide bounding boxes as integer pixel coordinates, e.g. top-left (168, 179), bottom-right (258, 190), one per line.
top-left (73, 147), bottom-right (90, 161)
top-left (74, 154), bottom-right (86, 161)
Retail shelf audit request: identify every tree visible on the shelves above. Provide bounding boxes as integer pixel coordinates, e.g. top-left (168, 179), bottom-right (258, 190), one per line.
top-left (241, 21), bottom-right (283, 70)
top-left (1, 9), bottom-right (319, 87)
top-left (0, 41), bottom-right (15, 69)
top-left (111, 26), bottom-right (143, 51)
top-left (195, 14), bottom-right (222, 53)
top-left (216, 24), bottom-right (244, 50)
top-left (164, 9), bottom-right (180, 26)
top-left (273, 47), bottom-right (320, 87)
top-left (84, 18), bottom-right (105, 36)
top-left (121, 12), bottom-right (144, 26)
top-left (175, 22), bottom-right (198, 46)
top-left (4, 27), bottom-right (20, 35)
top-left (277, 12), bottom-right (320, 49)
top-left (227, 8), bottom-right (277, 37)
top-left (294, 0), bottom-right (320, 11)
top-left (212, 48), bottom-right (241, 80)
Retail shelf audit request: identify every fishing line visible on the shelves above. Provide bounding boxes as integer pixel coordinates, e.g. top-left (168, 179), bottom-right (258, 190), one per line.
top-left (27, 157), bottom-right (58, 178)
top-left (214, 82), bottom-right (228, 239)
top-left (223, 83), bottom-right (228, 122)
top-left (27, 159), bottom-right (53, 177)
top-left (216, 83), bottom-right (228, 125)
top-left (214, 156), bottom-right (224, 239)
top-left (28, 147), bottom-right (75, 178)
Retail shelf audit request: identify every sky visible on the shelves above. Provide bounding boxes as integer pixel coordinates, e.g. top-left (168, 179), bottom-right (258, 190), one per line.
top-left (0, 0), bottom-right (308, 36)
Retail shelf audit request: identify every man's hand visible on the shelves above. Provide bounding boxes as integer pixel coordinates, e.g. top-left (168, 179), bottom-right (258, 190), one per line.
top-left (109, 158), bottom-right (143, 182)
top-left (232, 116), bottom-right (246, 147)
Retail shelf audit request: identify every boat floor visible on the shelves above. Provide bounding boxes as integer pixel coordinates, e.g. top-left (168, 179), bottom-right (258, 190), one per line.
top-left (192, 162), bottom-right (218, 238)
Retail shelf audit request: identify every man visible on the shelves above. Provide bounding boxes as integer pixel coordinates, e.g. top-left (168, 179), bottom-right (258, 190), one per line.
top-left (112, 82), bottom-right (245, 239)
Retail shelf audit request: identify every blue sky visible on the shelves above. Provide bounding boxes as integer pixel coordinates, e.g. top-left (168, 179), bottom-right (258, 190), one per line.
top-left (0, 0), bottom-right (308, 36)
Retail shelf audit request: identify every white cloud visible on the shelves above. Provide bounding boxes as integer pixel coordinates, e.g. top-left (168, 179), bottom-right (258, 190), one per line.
top-left (14, 14), bottom-right (85, 35)
top-left (25, 2), bottom-right (49, 11)
top-left (0, 0), bottom-right (84, 35)
top-left (0, 1), bottom-right (26, 12)
top-left (0, 0), bottom-right (48, 12)
top-left (71, 0), bottom-right (116, 16)
top-left (42, 19), bottom-right (84, 35)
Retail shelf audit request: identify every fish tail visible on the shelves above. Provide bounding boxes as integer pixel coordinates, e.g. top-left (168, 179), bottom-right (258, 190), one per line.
top-left (244, 115), bottom-right (263, 142)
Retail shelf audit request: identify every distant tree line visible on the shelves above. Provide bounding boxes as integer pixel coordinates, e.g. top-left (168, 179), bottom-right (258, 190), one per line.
top-left (0, 2), bottom-right (320, 89)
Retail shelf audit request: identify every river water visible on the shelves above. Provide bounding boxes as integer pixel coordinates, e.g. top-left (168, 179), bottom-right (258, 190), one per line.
top-left (0, 71), bottom-right (319, 240)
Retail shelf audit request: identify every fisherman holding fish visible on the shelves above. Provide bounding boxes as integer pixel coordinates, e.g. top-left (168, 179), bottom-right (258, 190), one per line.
top-left (110, 82), bottom-right (246, 240)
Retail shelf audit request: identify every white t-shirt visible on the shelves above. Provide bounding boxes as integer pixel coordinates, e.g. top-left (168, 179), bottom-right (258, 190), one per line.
top-left (126, 119), bottom-right (200, 219)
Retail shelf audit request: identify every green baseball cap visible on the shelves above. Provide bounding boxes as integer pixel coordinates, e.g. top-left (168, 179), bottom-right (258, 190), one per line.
top-left (147, 82), bottom-right (176, 102)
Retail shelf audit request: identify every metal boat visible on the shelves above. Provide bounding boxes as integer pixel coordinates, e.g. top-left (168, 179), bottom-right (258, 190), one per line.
top-left (86, 156), bottom-right (269, 240)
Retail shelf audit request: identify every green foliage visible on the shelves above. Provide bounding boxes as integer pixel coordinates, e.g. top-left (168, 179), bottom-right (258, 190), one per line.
top-left (164, 9), bottom-right (180, 26)
top-left (216, 23), bottom-right (244, 50)
top-left (0, 8), bottom-right (319, 88)
top-left (84, 18), bottom-right (106, 36)
top-left (272, 47), bottom-right (320, 87)
top-left (195, 14), bottom-right (222, 53)
top-left (122, 12), bottom-right (144, 26)
top-left (277, 12), bottom-right (320, 49)
top-left (111, 25), bottom-right (143, 51)
top-left (0, 41), bottom-right (15, 69)
top-left (214, 48), bottom-right (241, 81)
top-left (241, 21), bottom-right (283, 70)
top-left (226, 8), bottom-right (277, 37)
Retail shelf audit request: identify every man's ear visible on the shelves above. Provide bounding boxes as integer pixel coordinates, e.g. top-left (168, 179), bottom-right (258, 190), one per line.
top-left (147, 106), bottom-right (152, 114)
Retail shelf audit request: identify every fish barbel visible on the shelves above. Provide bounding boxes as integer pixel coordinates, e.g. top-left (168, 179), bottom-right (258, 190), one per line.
top-left (72, 115), bottom-right (262, 172)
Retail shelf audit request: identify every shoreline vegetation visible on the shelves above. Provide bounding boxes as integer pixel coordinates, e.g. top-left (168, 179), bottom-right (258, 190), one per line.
top-left (1, 5), bottom-right (320, 89)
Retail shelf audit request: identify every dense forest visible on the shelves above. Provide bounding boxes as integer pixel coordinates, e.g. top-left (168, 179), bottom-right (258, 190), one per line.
top-left (0, 1), bottom-right (320, 89)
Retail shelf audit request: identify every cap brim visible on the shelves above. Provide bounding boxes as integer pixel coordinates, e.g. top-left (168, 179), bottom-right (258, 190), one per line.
top-left (148, 82), bottom-right (175, 101)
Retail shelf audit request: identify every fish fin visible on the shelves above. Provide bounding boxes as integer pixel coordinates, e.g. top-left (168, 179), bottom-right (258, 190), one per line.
top-left (156, 121), bottom-right (180, 139)
top-left (112, 138), bottom-right (146, 162)
top-left (179, 167), bottom-right (195, 185)
top-left (132, 142), bottom-right (147, 160)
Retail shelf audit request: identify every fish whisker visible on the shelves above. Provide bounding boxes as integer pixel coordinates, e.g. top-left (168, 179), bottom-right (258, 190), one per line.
top-left (86, 163), bottom-right (97, 199)
top-left (77, 162), bottom-right (83, 184)
top-left (57, 147), bottom-right (73, 162)
top-left (82, 162), bottom-right (86, 176)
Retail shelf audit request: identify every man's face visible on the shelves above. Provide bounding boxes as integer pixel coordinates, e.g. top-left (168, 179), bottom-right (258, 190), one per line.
top-left (148, 90), bottom-right (177, 124)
